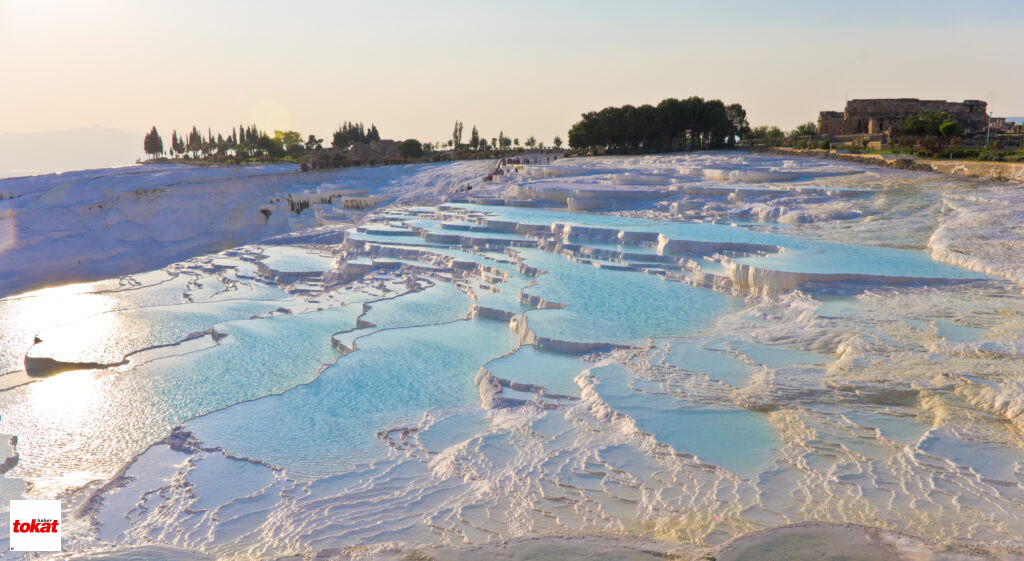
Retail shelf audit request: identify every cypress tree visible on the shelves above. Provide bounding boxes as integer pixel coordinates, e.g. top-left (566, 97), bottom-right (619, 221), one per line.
top-left (143, 126), bottom-right (164, 159)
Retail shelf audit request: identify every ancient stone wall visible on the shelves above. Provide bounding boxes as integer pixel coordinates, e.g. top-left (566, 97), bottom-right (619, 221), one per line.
top-left (819, 99), bottom-right (988, 137)
top-left (818, 111), bottom-right (844, 136)
top-left (349, 140), bottom-right (399, 162)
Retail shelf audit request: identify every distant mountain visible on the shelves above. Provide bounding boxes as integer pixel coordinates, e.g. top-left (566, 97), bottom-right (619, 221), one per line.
top-left (0, 126), bottom-right (143, 179)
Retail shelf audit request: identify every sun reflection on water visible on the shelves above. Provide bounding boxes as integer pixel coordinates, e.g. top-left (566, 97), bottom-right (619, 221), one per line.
top-left (0, 283), bottom-right (125, 494)
top-left (14, 283), bottom-right (111, 324)
top-left (4, 368), bottom-right (115, 496)
top-left (0, 283), bottom-right (118, 371)
top-left (25, 369), bottom-right (104, 423)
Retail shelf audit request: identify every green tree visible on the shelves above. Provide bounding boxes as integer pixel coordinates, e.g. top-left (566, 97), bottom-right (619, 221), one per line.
top-left (257, 133), bottom-right (285, 158)
top-left (398, 138), bottom-right (424, 159)
top-left (174, 131), bottom-right (186, 155)
top-left (939, 121), bottom-right (963, 138)
top-left (470, 126), bottom-right (480, 150)
top-left (525, 136), bottom-right (536, 148)
top-left (305, 135), bottom-right (323, 151)
top-left (337, 122), bottom-right (366, 144)
top-left (746, 125), bottom-right (785, 140)
top-left (939, 121), bottom-right (964, 156)
top-left (567, 97), bottom-right (741, 152)
top-left (553, 136), bottom-right (563, 148)
top-left (143, 126), bottom-right (163, 159)
top-left (452, 121), bottom-right (463, 149)
top-left (726, 103), bottom-right (750, 141)
top-left (902, 111), bottom-right (948, 136)
top-left (790, 121), bottom-right (817, 137)
top-left (332, 127), bottom-right (352, 150)
top-left (187, 126), bottom-right (202, 157)
top-left (274, 130), bottom-right (303, 148)
top-left (367, 124), bottom-right (380, 142)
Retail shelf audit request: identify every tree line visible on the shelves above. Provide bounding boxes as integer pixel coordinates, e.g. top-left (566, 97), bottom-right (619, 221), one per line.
top-left (745, 121), bottom-right (817, 141)
top-left (142, 118), bottom-right (567, 167)
top-left (330, 122), bottom-right (380, 149)
top-left (144, 124), bottom-right (327, 160)
top-left (446, 121), bottom-right (563, 152)
top-left (566, 97), bottom-right (749, 153)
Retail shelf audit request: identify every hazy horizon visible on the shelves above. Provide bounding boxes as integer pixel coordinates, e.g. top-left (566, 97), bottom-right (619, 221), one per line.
top-left (2, 0), bottom-right (1023, 152)
top-left (0, 126), bottom-right (144, 177)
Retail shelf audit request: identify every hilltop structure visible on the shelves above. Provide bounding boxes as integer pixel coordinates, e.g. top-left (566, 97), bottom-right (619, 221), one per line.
top-left (818, 98), bottom-right (988, 141)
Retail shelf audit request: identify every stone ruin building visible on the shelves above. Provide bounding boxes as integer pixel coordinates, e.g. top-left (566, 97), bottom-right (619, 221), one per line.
top-left (818, 98), bottom-right (989, 139)
top-left (988, 117), bottom-right (1023, 135)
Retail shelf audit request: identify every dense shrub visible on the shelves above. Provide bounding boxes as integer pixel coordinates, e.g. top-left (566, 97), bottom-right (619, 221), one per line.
top-left (398, 139), bottom-right (424, 159)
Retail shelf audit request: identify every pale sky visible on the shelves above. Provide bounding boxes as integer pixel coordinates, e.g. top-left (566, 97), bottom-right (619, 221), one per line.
top-left (2, 0), bottom-right (1022, 146)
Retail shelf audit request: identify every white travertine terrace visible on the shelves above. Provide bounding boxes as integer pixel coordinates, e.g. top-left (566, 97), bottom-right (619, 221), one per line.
top-left (1, 152), bottom-right (1023, 559)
